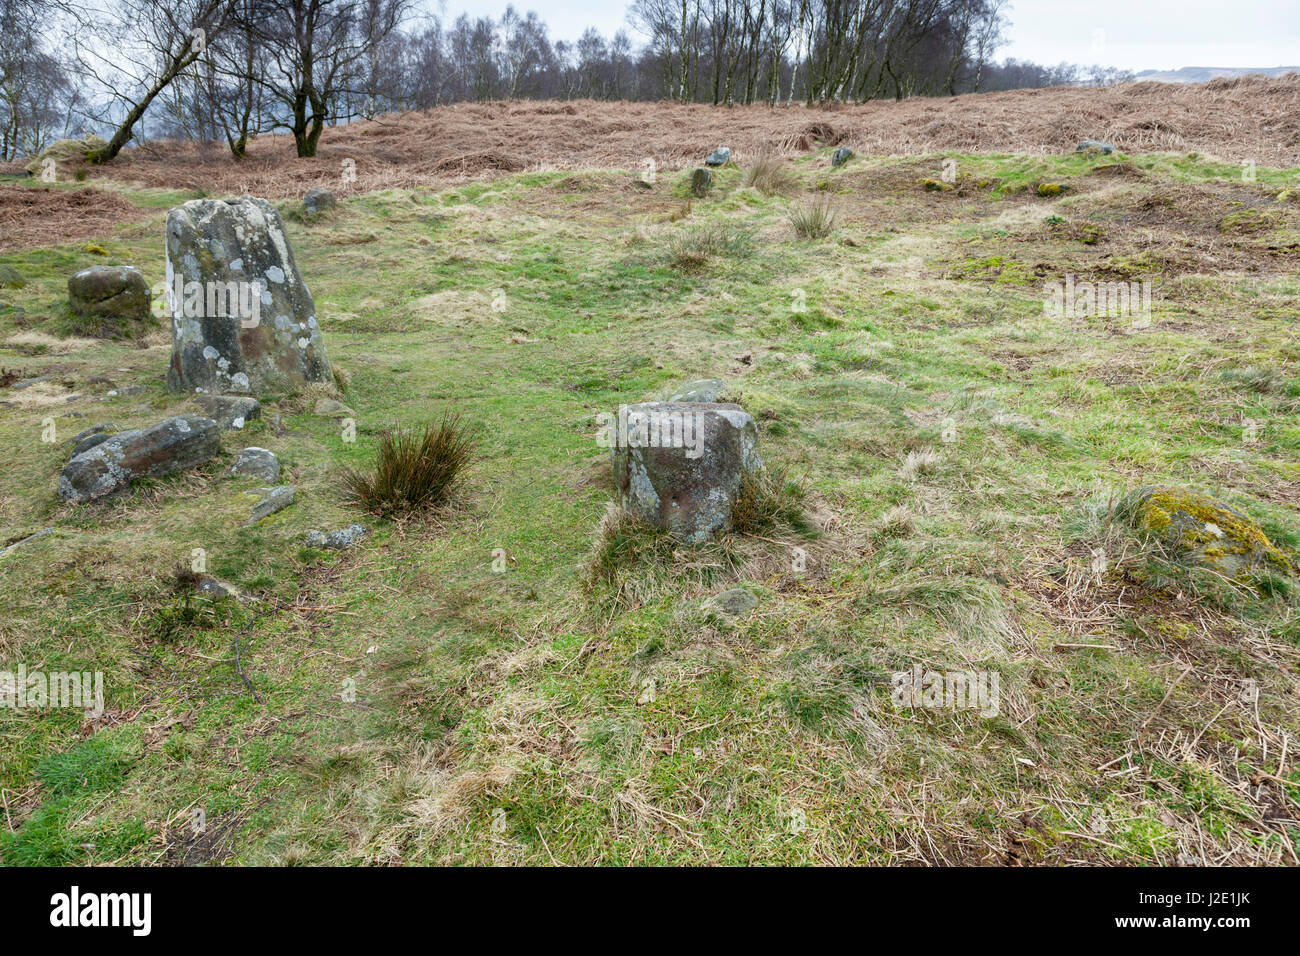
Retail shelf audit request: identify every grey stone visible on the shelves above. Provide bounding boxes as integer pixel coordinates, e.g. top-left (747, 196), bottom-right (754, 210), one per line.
top-left (611, 401), bottom-right (762, 544)
top-left (229, 446), bottom-right (279, 482)
top-left (195, 394), bottom-right (261, 429)
top-left (58, 415), bottom-right (220, 502)
top-left (305, 524), bottom-right (369, 550)
top-left (72, 432), bottom-right (113, 455)
top-left (705, 147), bottom-right (731, 167)
top-left (832, 146), bottom-right (853, 167)
top-left (1076, 139), bottom-right (1115, 155)
top-left (690, 167), bottom-right (712, 197)
top-left (703, 587), bottom-right (759, 617)
top-left (106, 384), bottom-right (147, 397)
top-left (246, 484), bottom-right (296, 525)
top-left (12, 376), bottom-right (51, 390)
top-left (303, 188), bottom-right (337, 215)
top-left (313, 397), bottom-right (354, 417)
top-left (667, 379), bottom-right (730, 403)
top-left (70, 422), bottom-right (116, 443)
top-left (67, 265), bottom-right (151, 323)
top-left (70, 423), bottom-right (119, 456)
top-left (197, 577), bottom-right (259, 602)
top-left (164, 197), bottom-right (333, 396)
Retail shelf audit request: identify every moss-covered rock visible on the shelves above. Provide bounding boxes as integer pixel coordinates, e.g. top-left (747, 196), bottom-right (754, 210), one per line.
top-left (1135, 486), bottom-right (1292, 578)
top-left (23, 135), bottom-right (108, 177)
top-left (0, 263), bottom-right (25, 288)
top-left (1216, 206), bottom-right (1278, 234)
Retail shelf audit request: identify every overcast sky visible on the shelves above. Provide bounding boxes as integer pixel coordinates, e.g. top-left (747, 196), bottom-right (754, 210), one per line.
top-left (432, 0), bottom-right (1300, 72)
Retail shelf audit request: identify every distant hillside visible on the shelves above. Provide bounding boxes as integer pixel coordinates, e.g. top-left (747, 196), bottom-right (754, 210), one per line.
top-left (1135, 66), bottom-right (1300, 83)
top-left (6, 73), bottom-right (1298, 229)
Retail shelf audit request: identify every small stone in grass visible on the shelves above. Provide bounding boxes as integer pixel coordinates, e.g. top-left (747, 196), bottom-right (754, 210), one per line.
top-left (703, 588), bottom-right (759, 617)
top-left (305, 524), bottom-right (369, 550)
top-left (229, 447), bottom-right (279, 482)
top-left (245, 485), bottom-right (296, 525)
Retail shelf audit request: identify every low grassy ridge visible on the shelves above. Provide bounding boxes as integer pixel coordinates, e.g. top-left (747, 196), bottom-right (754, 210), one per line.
top-left (1, 147), bottom-right (1298, 865)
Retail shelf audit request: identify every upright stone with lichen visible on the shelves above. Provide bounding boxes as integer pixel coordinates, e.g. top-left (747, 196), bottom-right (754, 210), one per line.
top-left (165, 197), bottom-right (333, 396)
top-left (609, 401), bottom-right (762, 544)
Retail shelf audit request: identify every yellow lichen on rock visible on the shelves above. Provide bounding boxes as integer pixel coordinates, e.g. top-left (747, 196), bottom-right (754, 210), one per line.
top-left (1137, 486), bottom-right (1291, 577)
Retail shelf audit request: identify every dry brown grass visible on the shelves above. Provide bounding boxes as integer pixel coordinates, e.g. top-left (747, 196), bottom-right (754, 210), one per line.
top-left (744, 147), bottom-right (799, 195)
top-left (0, 184), bottom-right (148, 252)
top-left (2, 331), bottom-right (99, 356)
top-left (7, 74), bottom-right (1294, 212)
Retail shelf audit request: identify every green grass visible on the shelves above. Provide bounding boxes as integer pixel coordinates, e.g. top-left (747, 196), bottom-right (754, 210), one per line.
top-left (2, 150), bottom-right (1299, 865)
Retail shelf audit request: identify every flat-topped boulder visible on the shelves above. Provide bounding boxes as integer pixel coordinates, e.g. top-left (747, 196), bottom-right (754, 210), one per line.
top-left (303, 188), bottom-right (336, 216)
top-left (164, 197), bottom-right (334, 396)
top-left (608, 401), bottom-right (762, 543)
top-left (305, 524), bottom-right (369, 550)
top-left (68, 265), bottom-right (151, 336)
top-left (58, 414), bottom-right (219, 502)
top-left (229, 446), bottom-right (279, 482)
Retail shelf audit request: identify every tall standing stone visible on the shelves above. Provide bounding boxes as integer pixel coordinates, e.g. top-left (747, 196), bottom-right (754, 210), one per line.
top-left (691, 168), bottom-right (712, 197)
top-left (165, 197), bottom-right (333, 396)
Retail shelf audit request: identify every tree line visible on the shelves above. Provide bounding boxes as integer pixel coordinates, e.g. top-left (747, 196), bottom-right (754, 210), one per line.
top-left (1, 0), bottom-right (1133, 162)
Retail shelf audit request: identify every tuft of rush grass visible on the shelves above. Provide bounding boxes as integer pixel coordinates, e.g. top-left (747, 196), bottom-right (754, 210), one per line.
top-left (666, 222), bottom-right (756, 271)
top-left (788, 194), bottom-right (837, 239)
top-left (744, 148), bottom-right (799, 196)
top-left (341, 414), bottom-right (475, 517)
top-left (874, 504), bottom-right (916, 539)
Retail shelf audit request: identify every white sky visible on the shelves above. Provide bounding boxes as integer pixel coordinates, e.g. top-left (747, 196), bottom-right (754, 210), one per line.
top-left (430, 0), bottom-right (1300, 71)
